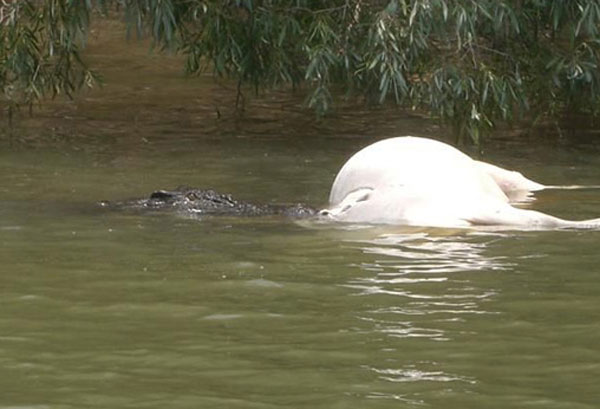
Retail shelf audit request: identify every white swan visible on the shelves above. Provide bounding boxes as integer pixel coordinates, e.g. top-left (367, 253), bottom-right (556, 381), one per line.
top-left (321, 136), bottom-right (600, 229)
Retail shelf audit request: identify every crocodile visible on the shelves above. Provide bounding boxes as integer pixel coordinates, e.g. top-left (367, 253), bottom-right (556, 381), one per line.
top-left (99, 186), bottom-right (318, 219)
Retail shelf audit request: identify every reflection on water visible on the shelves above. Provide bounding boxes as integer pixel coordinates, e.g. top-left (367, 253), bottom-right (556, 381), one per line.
top-left (369, 365), bottom-right (476, 384)
top-left (348, 231), bottom-right (508, 323)
top-left (354, 231), bottom-right (512, 273)
top-left (340, 230), bottom-right (508, 402)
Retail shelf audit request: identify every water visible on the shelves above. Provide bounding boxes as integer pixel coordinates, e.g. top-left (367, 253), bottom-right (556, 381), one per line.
top-left (1, 20), bottom-right (600, 409)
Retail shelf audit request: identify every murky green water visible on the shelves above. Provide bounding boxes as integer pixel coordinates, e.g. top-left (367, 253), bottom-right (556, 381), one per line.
top-left (2, 20), bottom-right (600, 409)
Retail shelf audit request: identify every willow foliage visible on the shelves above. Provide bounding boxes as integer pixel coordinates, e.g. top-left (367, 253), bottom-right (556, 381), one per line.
top-left (0, 0), bottom-right (98, 123)
top-left (2, 0), bottom-right (600, 141)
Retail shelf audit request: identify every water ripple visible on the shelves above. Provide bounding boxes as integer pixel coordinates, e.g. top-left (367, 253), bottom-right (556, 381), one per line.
top-left (353, 232), bottom-right (512, 274)
top-left (358, 316), bottom-right (446, 339)
top-left (346, 231), bottom-right (508, 343)
top-left (369, 365), bottom-right (476, 384)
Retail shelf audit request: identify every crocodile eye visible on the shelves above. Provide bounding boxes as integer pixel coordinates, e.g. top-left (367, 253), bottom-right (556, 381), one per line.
top-left (150, 190), bottom-right (174, 200)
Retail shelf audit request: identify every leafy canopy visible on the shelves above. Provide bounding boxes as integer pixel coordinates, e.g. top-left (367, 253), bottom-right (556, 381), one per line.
top-left (2, 0), bottom-right (600, 141)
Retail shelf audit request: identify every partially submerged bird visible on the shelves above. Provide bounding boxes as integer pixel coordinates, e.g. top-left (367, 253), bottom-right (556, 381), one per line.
top-left (321, 136), bottom-right (600, 229)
